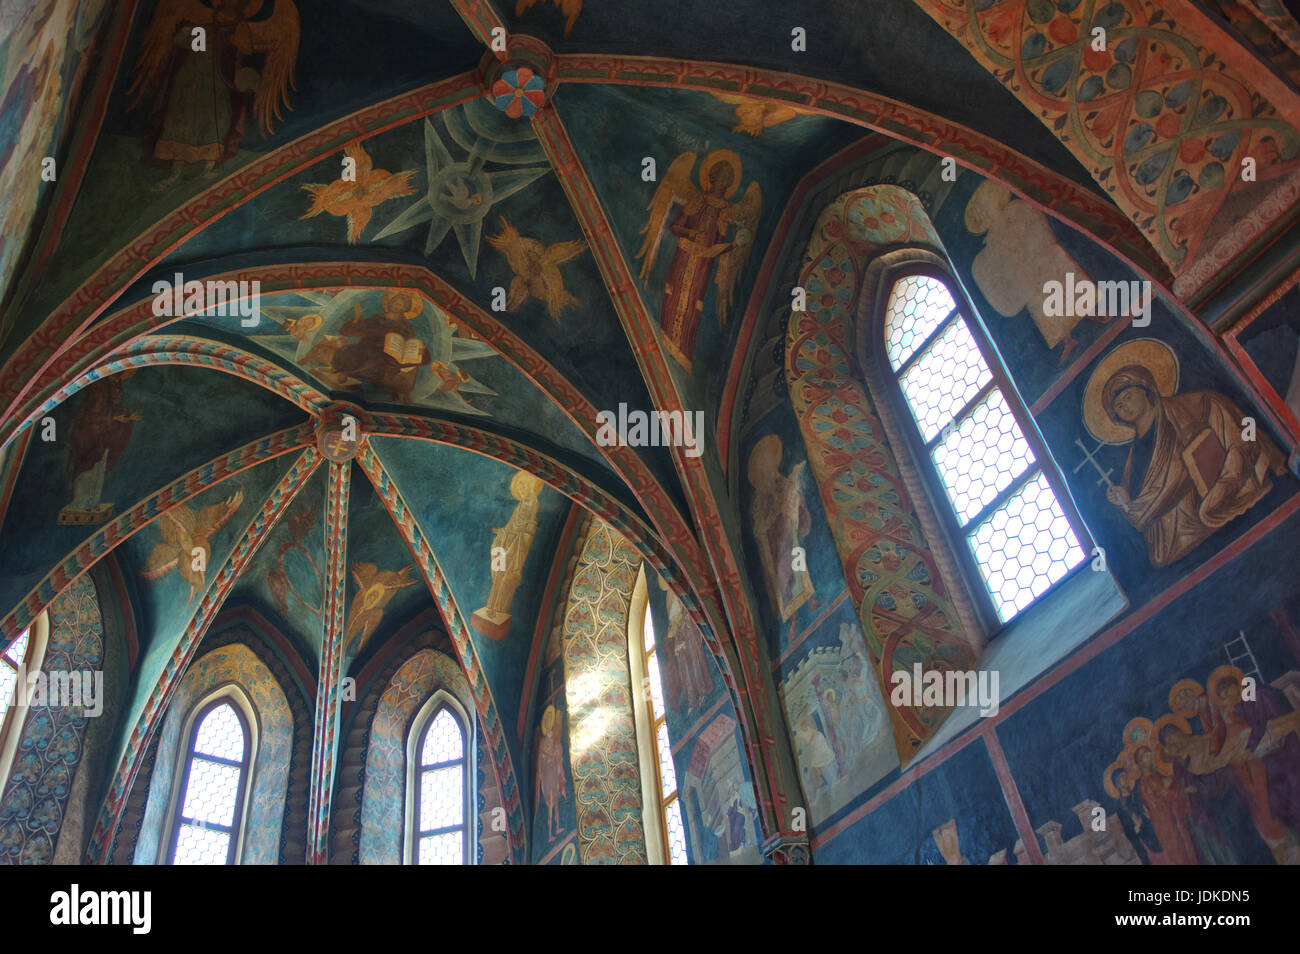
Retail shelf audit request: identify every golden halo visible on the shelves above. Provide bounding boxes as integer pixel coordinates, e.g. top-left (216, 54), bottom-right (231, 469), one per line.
top-left (700, 149), bottom-right (742, 198)
top-left (381, 289), bottom-right (422, 320)
top-left (1082, 338), bottom-right (1179, 445)
top-left (1103, 761), bottom-right (1124, 799)
top-left (510, 469), bottom-right (543, 500)
top-left (1207, 665), bottom-right (1245, 703)
top-left (1122, 716), bottom-right (1154, 748)
top-left (297, 312), bottom-right (324, 332)
top-left (1168, 678), bottom-right (1204, 716)
top-left (542, 704), bottom-right (556, 735)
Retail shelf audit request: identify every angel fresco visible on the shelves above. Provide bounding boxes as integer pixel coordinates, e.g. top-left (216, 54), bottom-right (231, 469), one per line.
top-left (299, 143), bottom-right (418, 244)
top-left (636, 150), bottom-right (761, 372)
top-left (128, 0), bottom-right (299, 188)
top-left (140, 490), bottom-right (245, 604)
top-left (486, 216), bottom-right (586, 321)
top-left (343, 562), bottom-right (418, 654)
top-left (1082, 339), bottom-right (1286, 567)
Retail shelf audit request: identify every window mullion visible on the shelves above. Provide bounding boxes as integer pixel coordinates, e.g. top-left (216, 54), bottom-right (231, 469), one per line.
top-left (924, 378), bottom-right (998, 452)
top-left (959, 465), bottom-right (1041, 534)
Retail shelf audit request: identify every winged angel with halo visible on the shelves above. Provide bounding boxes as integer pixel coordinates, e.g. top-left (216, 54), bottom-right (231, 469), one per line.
top-left (636, 150), bottom-right (761, 372)
top-left (129, 0), bottom-right (299, 189)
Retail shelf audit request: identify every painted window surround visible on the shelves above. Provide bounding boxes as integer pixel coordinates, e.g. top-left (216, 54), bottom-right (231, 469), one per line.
top-left (627, 565), bottom-right (671, 865)
top-left (0, 611), bottom-right (50, 794)
top-left (403, 689), bottom-right (475, 865)
top-left (159, 684), bottom-right (260, 864)
top-left (855, 249), bottom-right (1129, 756)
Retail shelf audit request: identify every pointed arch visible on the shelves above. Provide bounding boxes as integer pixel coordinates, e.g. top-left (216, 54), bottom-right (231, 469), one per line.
top-left (785, 185), bottom-right (980, 763)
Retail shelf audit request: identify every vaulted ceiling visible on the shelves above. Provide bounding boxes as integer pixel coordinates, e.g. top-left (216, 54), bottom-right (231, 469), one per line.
top-left (2, 0), bottom-right (1297, 860)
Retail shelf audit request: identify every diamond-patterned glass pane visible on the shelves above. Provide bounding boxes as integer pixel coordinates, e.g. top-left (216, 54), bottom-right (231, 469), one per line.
top-left (419, 766), bottom-right (463, 832)
top-left (642, 603), bottom-right (656, 652)
top-left (969, 472), bottom-right (1086, 621)
top-left (194, 703), bottom-right (244, 761)
top-left (173, 823), bottom-right (231, 865)
top-left (885, 275), bottom-right (957, 370)
top-left (656, 721), bottom-right (678, 799)
top-left (665, 798), bottom-right (688, 865)
top-left (4, 628), bottom-right (28, 664)
top-left (646, 653), bottom-right (666, 722)
top-left (421, 709), bottom-right (463, 766)
top-left (0, 663), bottom-right (16, 726)
top-left (932, 388), bottom-right (1036, 525)
top-left (899, 317), bottom-right (992, 442)
top-left (180, 757), bottom-right (241, 827)
top-left (419, 832), bottom-right (463, 865)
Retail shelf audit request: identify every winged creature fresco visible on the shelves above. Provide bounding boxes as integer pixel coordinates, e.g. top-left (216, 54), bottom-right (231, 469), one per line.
top-left (636, 150), bottom-right (761, 372)
top-left (487, 216), bottom-right (586, 320)
top-left (300, 143), bottom-right (419, 244)
top-left (128, 0), bottom-right (300, 188)
top-left (515, 0), bottom-right (582, 35)
top-left (343, 562), bottom-right (418, 654)
top-left (140, 490), bottom-right (245, 603)
top-left (709, 93), bottom-right (800, 136)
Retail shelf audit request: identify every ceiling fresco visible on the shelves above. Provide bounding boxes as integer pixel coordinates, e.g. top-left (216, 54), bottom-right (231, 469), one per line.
top-left (1, 0), bottom-right (1297, 867)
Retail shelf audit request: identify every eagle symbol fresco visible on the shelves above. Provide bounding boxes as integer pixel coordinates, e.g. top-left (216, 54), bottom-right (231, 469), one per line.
top-left (299, 143), bottom-right (419, 244)
top-left (140, 490), bottom-right (246, 604)
top-left (343, 562), bottom-right (418, 654)
top-left (129, 0), bottom-right (300, 189)
top-left (636, 150), bottom-right (761, 372)
top-left (487, 216), bottom-right (586, 320)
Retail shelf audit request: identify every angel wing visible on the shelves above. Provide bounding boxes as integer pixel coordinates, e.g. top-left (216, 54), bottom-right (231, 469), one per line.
top-left (161, 505), bottom-right (196, 542)
top-left (246, 0), bottom-right (300, 137)
top-left (141, 542), bottom-right (180, 580)
top-left (487, 217), bottom-right (524, 266)
top-left (344, 143), bottom-right (372, 179)
top-left (714, 181), bottom-right (761, 326)
top-left (543, 239), bottom-right (586, 266)
top-left (636, 153), bottom-right (700, 282)
top-left (196, 490), bottom-right (244, 537)
top-left (128, 0), bottom-right (214, 113)
top-left (351, 561), bottom-right (377, 589)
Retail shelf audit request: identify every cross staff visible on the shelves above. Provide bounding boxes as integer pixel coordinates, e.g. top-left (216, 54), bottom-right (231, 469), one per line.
top-left (1073, 437), bottom-right (1116, 490)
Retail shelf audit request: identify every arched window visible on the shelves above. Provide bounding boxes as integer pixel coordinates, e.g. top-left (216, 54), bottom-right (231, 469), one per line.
top-left (881, 272), bottom-right (1088, 625)
top-left (635, 600), bottom-right (689, 865)
top-left (0, 628), bottom-right (31, 731)
top-left (0, 613), bottom-right (51, 795)
top-left (169, 699), bottom-right (253, 865)
top-left (411, 704), bottom-right (471, 865)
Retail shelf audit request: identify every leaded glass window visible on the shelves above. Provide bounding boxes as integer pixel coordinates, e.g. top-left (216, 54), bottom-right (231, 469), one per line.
top-left (170, 700), bottom-right (251, 865)
top-left (883, 274), bottom-right (1087, 623)
top-left (640, 602), bottom-right (688, 864)
top-left (414, 706), bottom-right (469, 865)
top-left (0, 628), bottom-right (30, 730)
